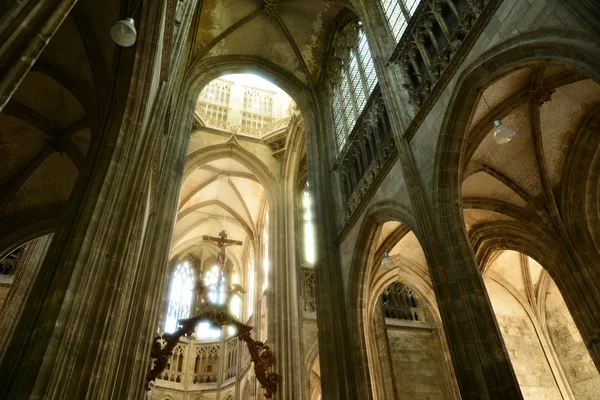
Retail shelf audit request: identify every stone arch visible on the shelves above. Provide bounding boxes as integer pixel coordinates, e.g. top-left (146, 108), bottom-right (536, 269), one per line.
top-left (434, 28), bottom-right (600, 229)
top-left (176, 57), bottom-right (317, 398)
top-left (433, 28), bottom-right (600, 371)
top-left (560, 106), bottom-right (600, 262)
top-left (346, 200), bottom-right (420, 398)
top-left (184, 56), bottom-right (317, 127)
top-left (0, 203), bottom-right (63, 259)
top-left (481, 249), bottom-right (600, 398)
top-left (183, 141), bottom-right (278, 205)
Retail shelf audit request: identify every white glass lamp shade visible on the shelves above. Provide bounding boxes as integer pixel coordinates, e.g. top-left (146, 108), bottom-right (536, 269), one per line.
top-left (111, 18), bottom-right (137, 47)
top-left (381, 251), bottom-right (394, 269)
top-left (493, 119), bottom-right (515, 144)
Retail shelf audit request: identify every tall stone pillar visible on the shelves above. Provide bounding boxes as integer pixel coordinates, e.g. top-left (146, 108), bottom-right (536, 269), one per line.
top-left (0, 234), bottom-right (53, 360)
top-left (358, 5), bottom-right (523, 398)
top-left (0, 0), bottom-right (199, 398)
top-left (304, 108), bottom-right (357, 399)
top-left (0, 0), bottom-right (78, 110)
top-left (268, 132), bottom-right (308, 399)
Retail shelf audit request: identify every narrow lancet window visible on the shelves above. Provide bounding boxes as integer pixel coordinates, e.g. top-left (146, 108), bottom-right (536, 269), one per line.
top-left (165, 261), bottom-right (194, 333)
top-left (331, 23), bottom-right (378, 151)
top-left (302, 183), bottom-right (316, 265)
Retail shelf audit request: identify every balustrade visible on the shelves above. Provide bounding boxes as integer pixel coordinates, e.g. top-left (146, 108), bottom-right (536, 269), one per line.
top-left (383, 304), bottom-right (422, 321)
top-left (380, 282), bottom-right (425, 324)
top-left (193, 341), bottom-right (220, 384)
top-left (152, 335), bottom-right (250, 392)
top-left (334, 0), bottom-right (493, 229)
top-left (392, 0), bottom-right (491, 109)
top-left (334, 89), bottom-right (397, 225)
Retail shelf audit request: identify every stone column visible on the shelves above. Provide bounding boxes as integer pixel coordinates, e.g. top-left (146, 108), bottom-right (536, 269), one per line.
top-left (0, 0), bottom-right (199, 398)
top-left (359, 4), bottom-right (522, 398)
top-left (304, 104), bottom-right (358, 399)
top-left (268, 143), bottom-right (305, 399)
top-left (0, 234), bottom-right (53, 360)
top-left (0, 0), bottom-right (78, 110)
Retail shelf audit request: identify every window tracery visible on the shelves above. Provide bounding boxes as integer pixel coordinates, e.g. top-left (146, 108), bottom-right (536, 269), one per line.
top-left (380, 0), bottom-right (422, 42)
top-left (380, 282), bottom-right (422, 321)
top-left (330, 21), bottom-right (378, 151)
top-left (164, 261), bottom-right (194, 334)
top-left (197, 79), bottom-right (232, 129)
top-left (241, 88), bottom-right (275, 136)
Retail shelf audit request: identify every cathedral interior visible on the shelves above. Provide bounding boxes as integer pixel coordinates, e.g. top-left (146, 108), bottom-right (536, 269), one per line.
top-left (1, 0), bottom-right (599, 399)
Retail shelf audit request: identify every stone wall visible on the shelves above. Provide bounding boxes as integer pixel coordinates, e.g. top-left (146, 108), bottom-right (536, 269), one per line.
top-left (486, 280), bottom-right (561, 399)
top-left (387, 326), bottom-right (449, 399)
top-left (546, 281), bottom-right (600, 399)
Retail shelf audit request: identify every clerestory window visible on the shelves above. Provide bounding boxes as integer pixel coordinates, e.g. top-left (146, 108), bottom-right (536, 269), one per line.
top-left (380, 0), bottom-right (422, 42)
top-left (332, 23), bottom-right (378, 151)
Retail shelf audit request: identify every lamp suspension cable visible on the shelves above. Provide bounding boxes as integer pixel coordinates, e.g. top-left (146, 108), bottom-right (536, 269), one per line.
top-left (479, 89), bottom-right (516, 145)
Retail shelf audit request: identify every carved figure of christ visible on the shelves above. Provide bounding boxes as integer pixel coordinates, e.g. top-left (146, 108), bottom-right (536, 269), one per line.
top-left (202, 230), bottom-right (242, 290)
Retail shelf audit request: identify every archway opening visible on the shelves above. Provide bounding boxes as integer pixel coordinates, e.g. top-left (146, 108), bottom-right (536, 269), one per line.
top-left (152, 71), bottom-right (314, 398)
top-left (483, 250), bottom-right (600, 398)
top-left (353, 216), bottom-right (460, 400)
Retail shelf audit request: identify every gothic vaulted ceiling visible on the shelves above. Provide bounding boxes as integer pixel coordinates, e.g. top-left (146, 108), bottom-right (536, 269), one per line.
top-left (172, 155), bottom-right (267, 271)
top-left (191, 0), bottom-right (348, 87)
top-left (0, 0), bottom-right (122, 254)
top-left (462, 63), bottom-right (600, 234)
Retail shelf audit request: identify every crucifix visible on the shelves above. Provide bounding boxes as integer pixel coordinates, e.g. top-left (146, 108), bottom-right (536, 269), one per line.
top-left (202, 230), bottom-right (242, 289)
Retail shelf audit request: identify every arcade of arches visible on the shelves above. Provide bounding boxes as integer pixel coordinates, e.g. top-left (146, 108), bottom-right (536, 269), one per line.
top-left (0, 0), bottom-right (599, 399)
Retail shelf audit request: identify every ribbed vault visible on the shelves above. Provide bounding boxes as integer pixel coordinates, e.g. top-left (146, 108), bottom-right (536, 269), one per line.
top-left (172, 154), bottom-right (268, 272)
top-left (190, 0), bottom-right (349, 88)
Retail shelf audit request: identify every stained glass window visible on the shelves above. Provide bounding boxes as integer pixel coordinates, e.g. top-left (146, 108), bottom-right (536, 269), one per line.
top-left (195, 265), bottom-right (225, 339)
top-left (164, 261), bottom-right (194, 334)
top-left (358, 32), bottom-right (378, 93)
top-left (302, 183), bottom-right (316, 265)
top-left (381, 0), bottom-right (422, 42)
top-left (331, 23), bottom-right (378, 152)
top-left (333, 90), bottom-right (346, 149)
